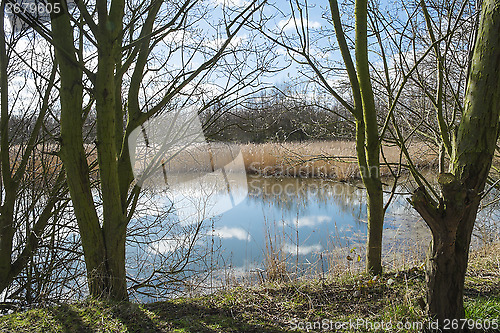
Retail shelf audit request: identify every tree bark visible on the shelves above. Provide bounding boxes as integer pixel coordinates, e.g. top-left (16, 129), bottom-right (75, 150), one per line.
top-left (411, 0), bottom-right (500, 323)
top-left (50, 0), bottom-right (125, 301)
top-left (424, 218), bottom-right (471, 322)
top-left (355, 0), bottom-right (384, 275)
top-left (365, 179), bottom-right (384, 274)
top-left (94, 0), bottom-right (128, 302)
top-left (329, 0), bottom-right (385, 275)
top-left (47, 0), bottom-right (261, 301)
top-left (0, 0), bottom-right (14, 290)
top-left (412, 179), bottom-right (479, 325)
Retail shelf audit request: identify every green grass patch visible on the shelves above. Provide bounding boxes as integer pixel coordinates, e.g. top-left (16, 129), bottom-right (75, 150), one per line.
top-left (465, 296), bottom-right (500, 320)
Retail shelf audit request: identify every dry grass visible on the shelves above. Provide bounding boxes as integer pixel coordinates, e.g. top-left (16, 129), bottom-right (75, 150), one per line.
top-left (240, 141), bottom-right (439, 181)
top-left (10, 141), bottom-right (438, 183)
top-left (1, 244), bottom-right (498, 333)
top-left (9, 144), bottom-right (99, 186)
top-left (263, 226), bottom-right (290, 283)
top-left (468, 242), bottom-right (500, 279)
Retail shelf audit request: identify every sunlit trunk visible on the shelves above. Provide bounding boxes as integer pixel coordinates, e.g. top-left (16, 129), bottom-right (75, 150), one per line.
top-left (364, 181), bottom-right (384, 274)
top-left (51, 2), bottom-right (128, 301)
top-left (411, 0), bottom-right (500, 323)
top-left (354, 0), bottom-right (385, 275)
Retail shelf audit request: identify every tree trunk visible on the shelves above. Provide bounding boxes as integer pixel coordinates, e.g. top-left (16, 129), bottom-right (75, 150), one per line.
top-left (0, 202), bottom-right (15, 292)
top-left (103, 229), bottom-right (128, 300)
top-left (354, 118), bottom-right (384, 275)
top-left (329, 0), bottom-right (386, 275)
top-left (94, 0), bottom-right (128, 301)
top-left (410, 0), bottom-right (500, 323)
top-left (365, 181), bottom-right (384, 274)
top-left (354, 0), bottom-right (385, 275)
top-left (425, 235), bottom-right (468, 322)
top-left (412, 174), bottom-right (480, 325)
top-left (425, 194), bottom-right (478, 323)
top-left (425, 223), bottom-right (469, 322)
top-left (0, 0), bottom-right (14, 293)
top-left (50, 2), bottom-right (128, 301)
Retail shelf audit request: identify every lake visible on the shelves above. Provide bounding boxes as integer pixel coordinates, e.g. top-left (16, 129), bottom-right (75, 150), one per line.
top-left (127, 174), bottom-right (434, 301)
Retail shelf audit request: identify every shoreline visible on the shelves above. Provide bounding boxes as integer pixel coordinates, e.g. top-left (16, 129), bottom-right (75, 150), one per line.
top-left (1, 242), bottom-right (498, 332)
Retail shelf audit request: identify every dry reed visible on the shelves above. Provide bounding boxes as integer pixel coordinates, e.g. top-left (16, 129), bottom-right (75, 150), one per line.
top-left (240, 140), bottom-right (440, 182)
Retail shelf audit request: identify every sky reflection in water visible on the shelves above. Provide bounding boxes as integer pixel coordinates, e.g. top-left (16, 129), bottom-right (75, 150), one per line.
top-left (189, 175), bottom-right (428, 272)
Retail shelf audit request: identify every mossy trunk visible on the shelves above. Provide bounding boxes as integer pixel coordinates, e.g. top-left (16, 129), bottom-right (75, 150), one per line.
top-left (0, 199), bottom-right (15, 293)
top-left (412, 176), bottom-right (479, 326)
top-left (411, 0), bottom-right (500, 323)
top-left (355, 119), bottom-right (384, 275)
top-left (329, 0), bottom-right (386, 274)
top-left (51, 0), bottom-right (128, 301)
top-left (354, 0), bottom-right (384, 275)
top-left (95, 0), bottom-right (128, 302)
top-left (50, 4), bottom-right (110, 298)
top-left (424, 215), bottom-right (473, 322)
top-left (364, 179), bottom-right (384, 274)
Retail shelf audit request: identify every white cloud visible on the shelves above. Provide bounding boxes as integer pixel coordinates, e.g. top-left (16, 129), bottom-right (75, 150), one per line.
top-left (162, 30), bottom-right (188, 44)
top-left (283, 243), bottom-right (322, 255)
top-left (213, 226), bottom-right (251, 241)
top-left (277, 47), bottom-right (288, 55)
top-left (203, 34), bottom-right (246, 50)
top-left (288, 215), bottom-right (331, 227)
top-left (149, 239), bottom-right (180, 254)
top-left (278, 18), bottom-right (321, 32)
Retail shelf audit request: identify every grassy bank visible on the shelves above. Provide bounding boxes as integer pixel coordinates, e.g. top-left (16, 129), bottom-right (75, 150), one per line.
top-left (241, 141), bottom-right (439, 181)
top-left (1, 243), bottom-right (498, 333)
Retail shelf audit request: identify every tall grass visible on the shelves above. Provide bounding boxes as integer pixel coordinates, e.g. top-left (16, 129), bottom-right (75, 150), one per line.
top-left (263, 221), bottom-right (290, 283)
top-left (241, 140), bottom-right (439, 181)
top-left (19, 140), bottom-right (438, 183)
top-left (260, 217), bottom-right (368, 285)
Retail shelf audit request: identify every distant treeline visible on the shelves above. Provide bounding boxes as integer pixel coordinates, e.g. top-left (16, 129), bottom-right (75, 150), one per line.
top-left (7, 90), bottom-right (355, 145)
top-left (201, 90), bottom-right (355, 143)
top-left (7, 110), bottom-right (95, 145)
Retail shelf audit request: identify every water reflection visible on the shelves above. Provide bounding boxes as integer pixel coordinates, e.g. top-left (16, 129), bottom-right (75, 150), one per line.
top-left (128, 174), bottom-right (434, 300)
top-left (203, 175), bottom-right (428, 276)
top-left (247, 176), bottom-right (366, 220)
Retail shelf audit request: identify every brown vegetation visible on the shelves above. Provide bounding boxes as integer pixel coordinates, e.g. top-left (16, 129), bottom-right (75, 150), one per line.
top-left (11, 141), bottom-right (440, 185)
top-left (241, 141), bottom-right (439, 181)
top-left (9, 144), bottom-right (98, 186)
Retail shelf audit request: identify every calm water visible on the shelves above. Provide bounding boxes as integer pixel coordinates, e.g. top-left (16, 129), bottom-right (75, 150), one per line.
top-left (204, 176), bottom-right (429, 272)
top-left (127, 174), bottom-right (433, 300)
top-left (7, 173), bottom-right (497, 304)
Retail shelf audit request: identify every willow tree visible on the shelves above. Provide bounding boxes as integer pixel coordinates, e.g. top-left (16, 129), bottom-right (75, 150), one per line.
top-left (45, 0), bottom-right (268, 301)
top-left (406, 0), bottom-right (500, 322)
top-left (346, 0), bottom-right (385, 275)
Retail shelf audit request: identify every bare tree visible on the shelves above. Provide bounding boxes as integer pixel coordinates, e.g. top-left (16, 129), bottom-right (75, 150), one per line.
top-left (254, 0), bottom-right (441, 274)
top-left (380, 0), bottom-right (500, 324)
top-left (0, 3), bottom-right (72, 304)
top-left (38, 0), bottom-right (272, 301)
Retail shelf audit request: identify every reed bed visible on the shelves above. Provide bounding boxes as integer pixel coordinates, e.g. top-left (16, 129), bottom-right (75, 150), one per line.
top-left (240, 140), bottom-right (440, 181)
top-left (8, 144), bottom-right (99, 188)
top-left (12, 140), bottom-right (438, 183)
